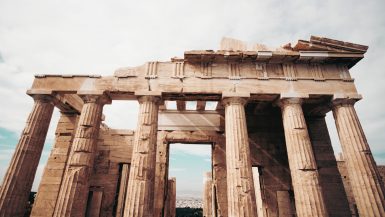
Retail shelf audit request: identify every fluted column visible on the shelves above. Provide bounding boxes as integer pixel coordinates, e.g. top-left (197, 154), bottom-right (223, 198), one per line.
top-left (0, 95), bottom-right (54, 217)
top-left (280, 98), bottom-right (328, 217)
top-left (31, 111), bottom-right (79, 217)
top-left (123, 95), bottom-right (160, 217)
top-left (332, 99), bottom-right (385, 217)
top-left (53, 93), bottom-right (110, 217)
top-left (223, 97), bottom-right (257, 217)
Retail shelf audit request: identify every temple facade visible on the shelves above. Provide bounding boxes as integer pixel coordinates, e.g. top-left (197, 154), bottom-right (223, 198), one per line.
top-left (0, 36), bottom-right (384, 217)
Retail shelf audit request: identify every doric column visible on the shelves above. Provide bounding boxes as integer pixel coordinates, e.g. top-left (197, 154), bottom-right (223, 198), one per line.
top-left (53, 93), bottom-right (110, 217)
top-left (332, 98), bottom-right (385, 216)
top-left (0, 94), bottom-right (54, 217)
top-left (223, 96), bottom-right (258, 217)
top-left (31, 111), bottom-right (79, 217)
top-left (279, 98), bottom-right (328, 217)
top-left (123, 95), bottom-right (160, 217)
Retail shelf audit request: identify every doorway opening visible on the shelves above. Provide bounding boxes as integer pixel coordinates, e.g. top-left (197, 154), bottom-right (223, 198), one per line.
top-left (168, 143), bottom-right (212, 216)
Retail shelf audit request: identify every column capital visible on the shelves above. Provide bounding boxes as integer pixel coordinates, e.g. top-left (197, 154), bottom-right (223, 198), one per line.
top-left (276, 93), bottom-right (308, 108)
top-left (221, 91), bottom-right (249, 106)
top-left (135, 90), bottom-right (162, 104)
top-left (331, 98), bottom-right (357, 108)
top-left (32, 94), bottom-right (54, 103)
top-left (331, 93), bottom-right (362, 108)
top-left (276, 97), bottom-right (304, 109)
top-left (77, 91), bottom-right (112, 105)
top-left (27, 89), bottom-right (55, 103)
top-left (137, 95), bottom-right (162, 104)
top-left (222, 97), bottom-right (248, 106)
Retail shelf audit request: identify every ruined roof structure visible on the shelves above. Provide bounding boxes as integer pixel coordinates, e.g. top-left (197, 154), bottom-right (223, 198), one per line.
top-left (0, 36), bottom-right (384, 217)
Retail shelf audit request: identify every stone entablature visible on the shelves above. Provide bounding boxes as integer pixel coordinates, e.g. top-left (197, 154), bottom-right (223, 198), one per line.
top-left (29, 36), bottom-right (365, 112)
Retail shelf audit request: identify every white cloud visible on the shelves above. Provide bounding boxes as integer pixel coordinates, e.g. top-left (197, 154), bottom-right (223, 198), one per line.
top-left (103, 101), bottom-right (139, 129)
top-left (32, 163), bottom-right (46, 191)
top-left (170, 143), bottom-right (211, 157)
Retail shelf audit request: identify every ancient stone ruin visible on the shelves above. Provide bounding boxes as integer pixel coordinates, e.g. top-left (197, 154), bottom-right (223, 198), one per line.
top-left (0, 36), bottom-right (384, 217)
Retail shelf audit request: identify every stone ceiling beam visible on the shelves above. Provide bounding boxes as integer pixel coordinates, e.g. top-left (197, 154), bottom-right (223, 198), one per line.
top-left (54, 94), bottom-right (84, 113)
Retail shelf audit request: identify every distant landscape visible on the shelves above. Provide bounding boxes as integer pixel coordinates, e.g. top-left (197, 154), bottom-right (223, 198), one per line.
top-left (176, 196), bottom-right (202, 208)
top-left (25, 192), bottom-right (203, 217)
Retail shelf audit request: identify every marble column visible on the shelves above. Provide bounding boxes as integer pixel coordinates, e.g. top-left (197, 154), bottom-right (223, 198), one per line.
top-left (223, 97), bottom-right (258, 217)
top-left (0, 94), bottom-right (54, 217)
top-left (53, 94), bottom-right (110, 217)
top-left (279, 98), bottom-right (328, 217)
top-left (123, 95), bottom-right (160, 217)
top-left (31, 111), bottom-right (79, 217)
top-left (332, 99), bottom-right (385, 216)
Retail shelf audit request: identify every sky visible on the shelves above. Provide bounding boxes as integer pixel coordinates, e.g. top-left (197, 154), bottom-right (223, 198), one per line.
top-left (1, 0), bottom-right (385, 197)
top-left (169, 143), bottom-right (212, 198)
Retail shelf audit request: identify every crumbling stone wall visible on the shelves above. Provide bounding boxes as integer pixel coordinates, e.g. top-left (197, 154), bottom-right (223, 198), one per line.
top-left (89, 128), bottom-right (134, 216)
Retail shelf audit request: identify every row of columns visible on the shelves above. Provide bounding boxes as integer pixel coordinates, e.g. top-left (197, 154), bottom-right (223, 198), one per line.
top-left (0, 92), bottom-right (384, 217)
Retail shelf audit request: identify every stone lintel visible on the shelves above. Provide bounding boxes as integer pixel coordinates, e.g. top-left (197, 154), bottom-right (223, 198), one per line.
top-left (77, 90), bottom-right (106, 96)
top-left (333, 93), bottom-right (362, 101)
top-left (222, 91), bottom-right (250, 99)
top-left (164, 130), bottom-right (221, 144)
top-left (134, 90), bottom-right (162, 97)
top-left (280, 92), bottom-right (310, 99)
top-left (27, 89), bottom-right (54, 96)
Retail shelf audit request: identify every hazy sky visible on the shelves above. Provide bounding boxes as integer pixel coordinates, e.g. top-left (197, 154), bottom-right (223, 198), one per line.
top-left (1, 0), bottom-right (385, 197)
